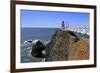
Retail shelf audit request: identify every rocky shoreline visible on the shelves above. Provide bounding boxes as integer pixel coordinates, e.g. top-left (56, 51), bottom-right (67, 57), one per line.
top-left (30, 29), bottom-right (89, 62)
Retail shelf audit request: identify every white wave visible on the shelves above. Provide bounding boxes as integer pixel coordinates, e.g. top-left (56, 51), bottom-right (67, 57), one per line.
top-left (42, 50), bottom-right (46, 55)
top-left (41, 58), bottom-right (46, 62)
top-left (32, 39), bottom-right (40, 44)
top-left (23, 39), bottom-right (33, 44)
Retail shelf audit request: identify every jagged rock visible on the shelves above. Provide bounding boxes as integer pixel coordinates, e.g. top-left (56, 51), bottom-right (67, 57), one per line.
top-left (46, 29), bottom-right (89, 61)
top-left (31, 40), bottom-right (46, 58)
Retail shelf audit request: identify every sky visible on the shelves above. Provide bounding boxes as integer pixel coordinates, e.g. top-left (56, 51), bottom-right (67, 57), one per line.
top-left (21, 10), bottom-right (90, 28)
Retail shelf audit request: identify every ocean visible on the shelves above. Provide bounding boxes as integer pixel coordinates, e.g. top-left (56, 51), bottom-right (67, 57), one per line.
top-left (21, 28), bottom-right (58, 63)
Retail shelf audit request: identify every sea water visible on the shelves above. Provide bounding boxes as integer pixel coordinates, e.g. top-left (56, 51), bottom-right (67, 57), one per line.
top-left (21, 28), bottom-right (58, 63)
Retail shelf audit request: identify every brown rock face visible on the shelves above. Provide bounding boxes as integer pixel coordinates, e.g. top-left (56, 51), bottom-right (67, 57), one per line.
top-left (68, 39), bottom-right (89, 60)
top-left (46, 29), bottom-right (89, 61)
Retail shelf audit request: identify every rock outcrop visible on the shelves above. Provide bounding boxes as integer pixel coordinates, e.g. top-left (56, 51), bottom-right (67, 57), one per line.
top-left (46, 29), bottom-right (89, 61)
top-left (31, 40), bottom-right (46, 58)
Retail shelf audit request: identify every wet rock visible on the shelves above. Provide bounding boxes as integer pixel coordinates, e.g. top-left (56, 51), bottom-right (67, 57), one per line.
top-left (31, 40), bottom-right (46, 58)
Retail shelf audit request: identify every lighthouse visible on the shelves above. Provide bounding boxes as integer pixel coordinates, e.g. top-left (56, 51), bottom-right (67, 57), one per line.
top-left (61, 21), bottom-right (65, 30)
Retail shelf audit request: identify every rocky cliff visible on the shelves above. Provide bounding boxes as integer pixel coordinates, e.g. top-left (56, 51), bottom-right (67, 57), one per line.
top-left (46, 29), bottom-right (89, 61)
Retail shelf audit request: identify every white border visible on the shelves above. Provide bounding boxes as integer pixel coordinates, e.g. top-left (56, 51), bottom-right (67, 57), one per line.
top-left (16, 4), bottom-right (94, 69)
